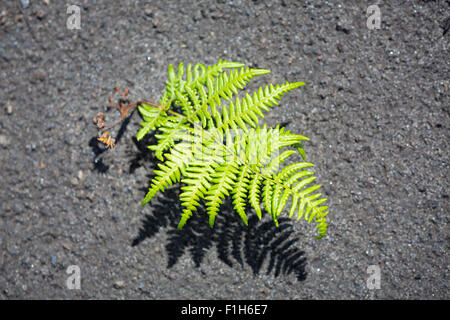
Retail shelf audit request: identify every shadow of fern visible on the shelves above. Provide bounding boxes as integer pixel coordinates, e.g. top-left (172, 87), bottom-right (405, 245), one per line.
top-left (132, 187), bottom-right (307, 282)
top-left (127, 126), bottom-right (307, 281)
top-left (127, 133), bottom-right (159, 174)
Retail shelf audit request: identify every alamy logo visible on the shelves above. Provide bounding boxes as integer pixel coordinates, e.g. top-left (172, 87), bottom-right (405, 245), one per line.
top-left (367, 5), bottom-right (381, 30)
top-left (66, 265), bottom-right (81, 290)
top-left (366, 265), bottom-right (381, 289)
top-left (67, 5), bottom-right (81, 30)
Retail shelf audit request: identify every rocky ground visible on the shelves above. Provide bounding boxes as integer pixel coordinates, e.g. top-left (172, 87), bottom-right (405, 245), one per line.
top-left (0, 0), bottom-right (448, 299)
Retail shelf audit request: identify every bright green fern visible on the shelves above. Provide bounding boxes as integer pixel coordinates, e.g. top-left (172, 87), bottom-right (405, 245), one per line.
top-left (137, 60), bottom-right (329, 239)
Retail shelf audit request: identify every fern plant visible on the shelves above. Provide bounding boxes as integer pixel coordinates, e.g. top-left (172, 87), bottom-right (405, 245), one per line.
top-left (136, 60), bottom-right (329, 239)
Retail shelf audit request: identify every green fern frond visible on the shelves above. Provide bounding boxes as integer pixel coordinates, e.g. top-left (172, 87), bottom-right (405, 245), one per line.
top-left (136, 104), bottom-right (167, 141)
top-left (231, 165), bottom-right (251, 226)
top-left (205, 162), bottom-right (239, 227)
top-left (178, 161), bottom-right (215, 229)
top-left (147, 116), bottom-right (192, 161)
top-left (141, 142), bottom-right (192, 206)
top-left (138, 60), bottom-right (330, 240)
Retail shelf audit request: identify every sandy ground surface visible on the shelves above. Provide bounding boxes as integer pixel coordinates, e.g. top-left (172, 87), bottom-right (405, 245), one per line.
top-left (0, 0), bottom-right (448, 299)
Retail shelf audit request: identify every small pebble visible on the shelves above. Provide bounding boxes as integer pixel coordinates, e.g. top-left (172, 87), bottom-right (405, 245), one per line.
top-left (113, 281), bottom-right (124, 289)
top-left (20, 0), bottom-right (29, 9)
top-left (0, 135), bottom-right (10, 147)
top-left (86, 193), bottom-right (95, 201)
top-left (33, 70), bottom-right (47, 82)
top-left (62, 242), bottom-right (73, 251)
top-left (36, 11), bottom-right (46, 20)
top-left (70, 177), bottom-right (79, 186)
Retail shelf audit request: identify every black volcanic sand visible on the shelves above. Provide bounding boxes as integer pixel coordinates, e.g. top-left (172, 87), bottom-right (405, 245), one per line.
top-left (0, 1), bottom-right (448, 299)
